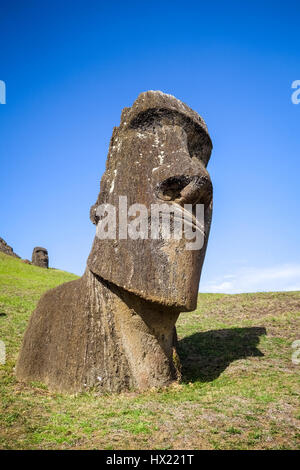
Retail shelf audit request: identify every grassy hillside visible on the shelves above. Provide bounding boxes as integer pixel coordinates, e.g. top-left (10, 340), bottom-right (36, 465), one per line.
top-left (0, 252), bottom-right (299, 450)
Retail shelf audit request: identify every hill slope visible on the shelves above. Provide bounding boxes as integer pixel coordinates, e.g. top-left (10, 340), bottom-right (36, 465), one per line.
top-left (0, 252), bottom-right (299, 449)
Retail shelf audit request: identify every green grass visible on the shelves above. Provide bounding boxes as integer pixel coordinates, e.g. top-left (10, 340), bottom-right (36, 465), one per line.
top-left (0, 251), bottom-right (299, 450)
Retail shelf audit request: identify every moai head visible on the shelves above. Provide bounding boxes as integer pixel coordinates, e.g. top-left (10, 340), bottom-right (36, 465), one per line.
top-left (32, 247), bottom-right (49, 268)
top-left (88, 91), bottom-right (213, 311)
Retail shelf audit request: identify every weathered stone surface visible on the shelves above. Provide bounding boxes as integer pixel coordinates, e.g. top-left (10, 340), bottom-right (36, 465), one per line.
top-left (16, 91), bottom-right (213, 393)
top-left (0, 237), bottom-right (20, 258)
top-left (32, 247), bottom-right (48, 268)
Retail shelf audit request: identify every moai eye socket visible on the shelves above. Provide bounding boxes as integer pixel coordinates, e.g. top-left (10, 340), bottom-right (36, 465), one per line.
top-left (156, 176), bottom-right (190, 201)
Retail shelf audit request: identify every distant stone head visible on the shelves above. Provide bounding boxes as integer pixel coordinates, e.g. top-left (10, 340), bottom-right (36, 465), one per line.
top-left (32, 247), bottom-right (48, 268)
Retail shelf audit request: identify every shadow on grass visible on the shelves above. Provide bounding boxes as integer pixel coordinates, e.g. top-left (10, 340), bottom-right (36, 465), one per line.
top-left (178, 327), bottom-right (267, 382)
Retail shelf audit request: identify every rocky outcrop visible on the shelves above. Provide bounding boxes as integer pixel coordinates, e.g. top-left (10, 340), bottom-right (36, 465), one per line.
top-left (0, 237), bottom-right (20, 258)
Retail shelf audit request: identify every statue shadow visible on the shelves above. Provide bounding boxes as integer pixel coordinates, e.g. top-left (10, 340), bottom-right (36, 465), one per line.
top-left (178, 327), bottom-right (267, 383)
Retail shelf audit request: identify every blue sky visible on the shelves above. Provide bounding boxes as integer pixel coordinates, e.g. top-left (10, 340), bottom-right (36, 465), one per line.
top-left (1, 1), bottom-right (299, 293)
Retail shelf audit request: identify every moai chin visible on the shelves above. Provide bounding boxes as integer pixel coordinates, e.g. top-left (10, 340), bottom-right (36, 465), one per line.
top-left (32, 247), bottom-right (49, 268)
top-left (16, 91), bottom-right (213, 393)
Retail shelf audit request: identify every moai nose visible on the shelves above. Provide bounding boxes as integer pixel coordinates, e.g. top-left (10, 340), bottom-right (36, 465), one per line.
top-left (156, 174), bottom-right (212, 207)
top-left (176, 175), bottom-right (212, 206)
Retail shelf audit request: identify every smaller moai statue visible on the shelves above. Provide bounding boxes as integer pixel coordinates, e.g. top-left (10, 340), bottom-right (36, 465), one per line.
top-left (32, 247), bottom-right (48, 268)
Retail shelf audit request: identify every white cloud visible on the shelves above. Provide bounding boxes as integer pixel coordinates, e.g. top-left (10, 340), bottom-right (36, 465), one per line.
top-left (200, 264), bottom-right (300, 294)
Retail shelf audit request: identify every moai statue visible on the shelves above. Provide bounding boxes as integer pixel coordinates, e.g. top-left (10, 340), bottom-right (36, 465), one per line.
top-left (32, 247), bottom-right (49, 268)
top-left (16, 91), bottom-right (213, 393)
